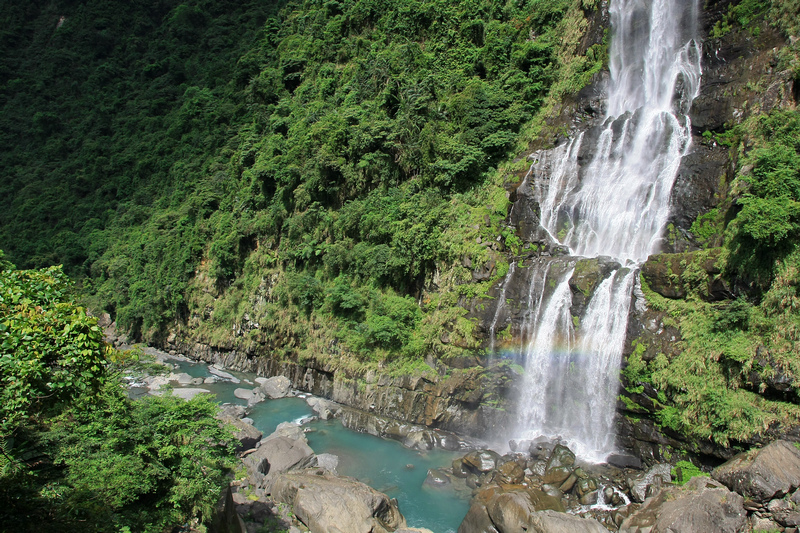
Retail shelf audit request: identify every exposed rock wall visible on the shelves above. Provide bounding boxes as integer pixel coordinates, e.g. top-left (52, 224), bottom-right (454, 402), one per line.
top-left (167, 337), bottom-right (515, 442)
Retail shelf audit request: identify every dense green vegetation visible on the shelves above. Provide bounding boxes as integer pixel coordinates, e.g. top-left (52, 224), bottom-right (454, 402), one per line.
top-left (624, 108), bottom-right (800, 448)
top-left (0, 256), bottom-right (236, 532)
top-left (0, 0), bottom-right (601, 363)
top-left (3, 0), bottom-right (799, 457)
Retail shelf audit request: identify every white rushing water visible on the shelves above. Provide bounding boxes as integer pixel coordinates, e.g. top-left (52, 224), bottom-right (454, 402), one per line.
top-left (489, 262), bottom-right (516, 354)
top-left (513, 0), bottom-right (702, 462)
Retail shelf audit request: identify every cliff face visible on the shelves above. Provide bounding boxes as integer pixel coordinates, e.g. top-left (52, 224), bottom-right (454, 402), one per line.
top-left (473, 0), bottom-right (800, 462)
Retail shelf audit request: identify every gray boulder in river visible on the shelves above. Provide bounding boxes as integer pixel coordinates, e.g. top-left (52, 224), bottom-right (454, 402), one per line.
top-left (272, 468), bottom-right (407, 533)
top-left (258, 375), bottom-right (292, 399)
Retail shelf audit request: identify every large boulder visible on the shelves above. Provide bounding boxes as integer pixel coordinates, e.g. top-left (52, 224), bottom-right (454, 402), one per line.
top-left (271, 469), bottom-right (406, 533)
top-left (458, 485), bottom-right (565, 533)
top-left (712, 440), bottom-right (800, 502)
top-left (243, 435), bottom-right (315, 492)
top-left (526, 510), bottom-right (608, 533)
top-left (218, 415), bottom-right (262, 452)
top-left (260, 375), bottom-right (292, 399)
top-left (313, 453), bottom-right (339, 473)
top-left (463, 450), bottom-right (501, 474)
top-left (620, 476), bottom-right (746, 533)
top-left (627, 463), bottom-right (672, 503)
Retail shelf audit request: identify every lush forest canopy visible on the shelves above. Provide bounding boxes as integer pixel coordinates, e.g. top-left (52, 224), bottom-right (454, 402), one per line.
top-left (0, 0), bottom-right (599, 358)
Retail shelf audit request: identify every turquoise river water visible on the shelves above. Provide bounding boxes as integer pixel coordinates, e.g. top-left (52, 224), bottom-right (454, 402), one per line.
top-left (167, 358), bottom-right (471, 532)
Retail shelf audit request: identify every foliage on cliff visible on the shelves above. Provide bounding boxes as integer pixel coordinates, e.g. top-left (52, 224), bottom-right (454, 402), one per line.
top-left (0, 256), bottom-right (236, 532)
top-left (0, 0), bottom-right (602, 363)
top-left (626, 108), bottom-right (800, 448)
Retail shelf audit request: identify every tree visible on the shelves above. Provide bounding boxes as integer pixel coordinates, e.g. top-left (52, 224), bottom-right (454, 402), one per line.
top-left (0, 254), bottom-right (235, 532)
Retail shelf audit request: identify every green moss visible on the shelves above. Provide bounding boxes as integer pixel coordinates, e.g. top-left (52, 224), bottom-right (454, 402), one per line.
top-left (671, 460), bottom-right (709, 485)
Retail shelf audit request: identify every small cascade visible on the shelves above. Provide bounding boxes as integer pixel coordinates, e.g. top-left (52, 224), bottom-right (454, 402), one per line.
top-left (517, 264), bottom-right (576, 434)
top-left (535, 133), bottom-right (584, 245)
top-left (512, 0), bottom-right (702, 461)
top-left (489, 261), bottom-right (516, 354)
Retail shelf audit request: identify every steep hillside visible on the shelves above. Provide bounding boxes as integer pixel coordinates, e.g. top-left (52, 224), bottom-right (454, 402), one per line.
top-left (2, 0), bottom-right (800, 460)
top-left (1, 0), bottom-right (602, 355)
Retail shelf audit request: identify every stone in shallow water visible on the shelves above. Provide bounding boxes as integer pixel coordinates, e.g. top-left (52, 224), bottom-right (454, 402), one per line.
top-left (209, 365), bottom-right (240, 383)
top-left (234, 387), bottom-right (254, 400)
top-left (424, 468), bottom-right (452, 488)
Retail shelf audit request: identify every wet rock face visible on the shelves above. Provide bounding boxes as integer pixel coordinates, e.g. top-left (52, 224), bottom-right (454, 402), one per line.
top-left (712, 440), bottom-right (800, 502)
top-left (691, 22), bottom-right (792, 134)
top-left (665, 14), bottom-right (795, 254)
top-left (667, 142), bottom-right (732, 252)
top-left (470, 255), bottom-right (621, 351)
top-left (640, 249), bottom-right (731, 301)
top-left (569, 257), bottom-right (622, 315)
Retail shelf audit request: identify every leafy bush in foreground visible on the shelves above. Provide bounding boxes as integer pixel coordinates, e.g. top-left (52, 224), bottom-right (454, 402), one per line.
top-left (0, 255), bottom-right (235, 532)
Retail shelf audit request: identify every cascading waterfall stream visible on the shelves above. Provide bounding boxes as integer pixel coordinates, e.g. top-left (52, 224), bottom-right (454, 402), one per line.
top-left (509, 0), bottom-right (702, 462)
top-left (489, 262), bottom-right (517, 354)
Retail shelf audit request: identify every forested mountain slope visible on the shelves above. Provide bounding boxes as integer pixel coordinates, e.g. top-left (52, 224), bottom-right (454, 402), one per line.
top-left (1, 0), bottom-right (601, 354)
top-left (2, 0), bottom-right (800, 458)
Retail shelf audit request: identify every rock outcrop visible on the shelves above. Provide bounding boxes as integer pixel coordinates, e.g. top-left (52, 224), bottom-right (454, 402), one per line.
top-left (271, 468), bottom-right (407, 533)
top-left (620, 476), bottom-right (746, 533)
top-left (458, 485), bottom-right (568, 533)
top-left (712, 440), bottom-right (800, 502)
top-left (243, 433), bottom-right (315, 493)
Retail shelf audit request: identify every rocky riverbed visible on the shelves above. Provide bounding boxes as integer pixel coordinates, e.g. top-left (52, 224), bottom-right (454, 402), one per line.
top-left (123, 342), bottom-right (800, 533)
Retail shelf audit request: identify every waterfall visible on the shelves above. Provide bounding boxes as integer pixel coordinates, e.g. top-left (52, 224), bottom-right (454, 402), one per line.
top-left (511, 0), bottom-right (701, 462)
top-left (489, 262), bottom-right (516, 354)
